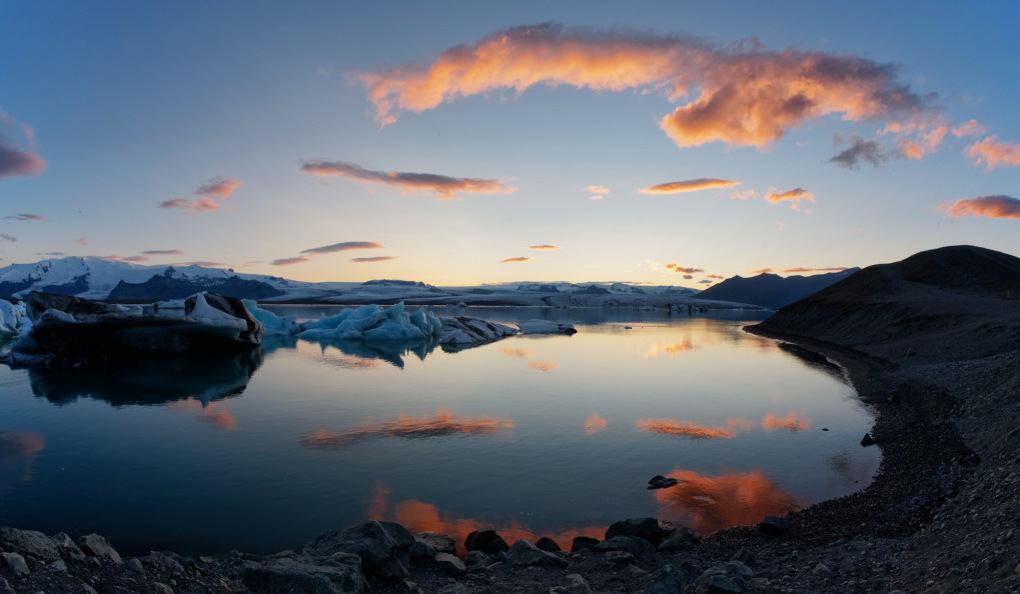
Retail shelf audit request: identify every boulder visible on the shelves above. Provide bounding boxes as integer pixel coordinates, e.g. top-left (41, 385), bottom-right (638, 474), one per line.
top-left (143, 550), bottom-right (185, 576)
top-left (433, 552), bottom-right (466, 577)
top-left (646, 564), bottom-right (686, 594)
top-left (570, 536), bottom-right (599, 552)
top-left (605, 517), bottom-right (674, 546)
top-left (690, 561), bottom-right (754, 594)
top-left (535, 536), bottom-right (561, 552)
top-left (0, 553), bottom-right (29, 577)
top-left (78, 533), bottom-right (123, 564)
top-left (549, 573), bottom-right (594, 594)
top-left (591, 535), bottom-right (656, 556)
top-left (302, 521), bottom-right (415, 584)
top-left (51, 532), bottom-right (83, 559)
top-left (464, 528), bottom-right (509, 555)
top-left (241, 555), bottom-right (364, 594)
top-left (656, 526), bottom-right (702, 551)
top-left (505, 540), bottom-right (569, 568)
top-left (0, 527), bottom-right (60, 562)
top-left (413, 531), bottom-right (456, 556)
top-left (603, 551), bottom-right (635, 566)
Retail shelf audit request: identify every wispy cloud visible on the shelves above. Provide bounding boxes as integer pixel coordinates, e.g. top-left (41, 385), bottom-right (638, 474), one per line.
top-left (352, 23), bottom-right (935, 149)
top-left (640, 178), bottom-right (740, 194)
top-left (159, 176), bottom-right (241, 214)
top-left (951, 119), bottom-right (986, 137)
top-left (302, 241), bottom-right (384, 254)
top-left (730, 189), bottom-right (757, 200)
top-left (5, 214), bottom-right (45, 222)
top-left (499, 257), bottom-right (534, 263)
top-left (1, 234), bottom-right (14, 242)
top-left (271, 256), bottom-right (312, 266)
top-left (352, 256), bottom-right (398, 263)
top-left (301, 160), bottom-right (515, 200)
top-left (587, 185), bottom-right (609, 200)
top-left (764, 187), bottom-right (814, 210)
top-left (75, 238), bottom-right (88, 246)
top-left (529, 245), bottom-right (558, 250)
top-left (121, 255), bottom-right (149, 263)
top-left (707, 274), bottom-right (725, 279)
top-left (964, 136), bottom-right (1020, 171)
top-left (142, 249), bottom-right (184, 256)
top-left (0, 110), bottom-right (45, 180)
top-left (937, 195), bottom-right (1020, 220)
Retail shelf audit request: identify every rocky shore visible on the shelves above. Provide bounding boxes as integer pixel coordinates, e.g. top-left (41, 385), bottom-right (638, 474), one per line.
top-left (1, 245), bottom-right (1017, 593)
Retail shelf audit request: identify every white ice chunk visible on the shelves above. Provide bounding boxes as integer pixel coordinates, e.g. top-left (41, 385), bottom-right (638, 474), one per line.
top-left (0, 300), bottom-right (21, 336)
top-left (183, 293), bottom-right (249, 332)
top-left (242, 299), bottom-right (302, 336)
top-left (517, 319), bottom-right (577, 335)
top-left (298, 302), bottom-right (443, 342)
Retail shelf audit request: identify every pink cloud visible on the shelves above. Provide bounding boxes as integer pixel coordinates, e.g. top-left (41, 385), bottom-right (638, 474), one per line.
top-left (301, 160), bottom-right (515, 200)
top-left (302, 241), bottom-right (383, 255)
top-left (352, 256), bottom-right (398, 263)
top-left (937, 195), bottom-right (1019, 220)
top-left (159, 197), bottom-right (220, 214)
top-left (764, 187), bottom-right (814, 209)
top-left (5, 214), bottom-right (45, 222)
top-left (0, 111), bottom-right (45, 180)
top-left (529, 245), bottom-right (559, 250)
top-left (352, 24), bottom-right (934, 149)
top-left (964, 136), bottom-right (1020, 171)
top-left (665, 264), bottom-right (705, 274)
top-left (951, 119), bottom-right (986, 137)
top-left (159, 176), bottom-right (241, 214)
top-left (75, 238), bottom-right (88, 246)
top-left (272, 256), bottom-right (312, 266)
top-left (499, 257), bottom-right (534, 263)
top-left (640, 178), bottom-right (740, 194)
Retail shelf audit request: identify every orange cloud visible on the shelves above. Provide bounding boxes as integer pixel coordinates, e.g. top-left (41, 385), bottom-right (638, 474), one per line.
top-left (965, 136), bottom-right (1020, 171)
top-left (749, 268), bottom-right (775, 274)
top-left (665, 264), bottom-right (704, 274)
top-left (951, 119), bottom-right (985, 137)
top-left (353, 24), bottom-right (932, 149)
top-left (730, 189), bottom-right (757, 200)
top-left (528, 361), bottom-right (558, 371)
top-left (529, 245), bottom-right (559, 250)
top-left (761, 411), bottom-right (812, 433)
top-left (640, 179), bottom-right (739, 194)
top-left (781, 267), bottom-right (849, 273)
top-left (937, 195), bottom-right (1020, 220)
top-left (271, 256), bottom-right (312, 266)
top-left (299, 408), bottom-right (514, 449)
top-left (584, 413), bottom-right (608, 435)
top-left (366, 485), bottom-right (604, 553)
top-left (586, 185), bottom-right (609, 194)
top-left (303, 241), bottom-right (383, 254)
top-left (499, 257), bottom-right (534, 263)
top-left (653, 469), bottom-right (801, 535)
top-left (195, 176), bottom-right (241, 199)
top-left (764, 187), bottom-right (814, 209)
top-left (636, 417), bottom-right (753, 439)
top-left (0, 110), bottom-right (45, 179)
top-left (301, 160), bottom-right (515, 200)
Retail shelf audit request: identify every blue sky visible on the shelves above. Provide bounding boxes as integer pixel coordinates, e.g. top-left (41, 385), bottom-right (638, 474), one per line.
top-left (1, 0), bottom-right (1017, 286)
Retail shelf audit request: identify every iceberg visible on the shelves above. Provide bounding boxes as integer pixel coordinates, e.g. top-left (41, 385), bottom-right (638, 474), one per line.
top-left (517, 319), bottom-right (577, 335)
top-left (440, 316), bottom-right (518, 344)
top-left (298, 302), bottom-right (442, 341)
top-left (0, 300), bottom-right (24, 337)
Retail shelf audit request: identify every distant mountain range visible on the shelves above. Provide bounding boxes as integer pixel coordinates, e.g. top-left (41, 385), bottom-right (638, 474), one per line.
top-left (695, 268), bottom-right (861, 308)
top-left (0, 257), bottom-right (719, 308)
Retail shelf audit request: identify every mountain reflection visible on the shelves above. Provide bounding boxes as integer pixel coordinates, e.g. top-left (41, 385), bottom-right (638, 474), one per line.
top-left (654, 469), bottom-right (801, 535)
top-left (300, 408), bottom-right (514, 450)
top-left (27, 348), bottom-right (263, 407)
top-left (302, 337), bottom-right (435, 369)
top-left (0, 430), bottom-right (45, 489)
top-left (366, 485), bottom-right (603, 554)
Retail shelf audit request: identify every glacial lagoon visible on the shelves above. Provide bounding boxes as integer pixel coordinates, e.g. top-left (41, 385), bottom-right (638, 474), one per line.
top-left (0, 306), bottom-right (879, 555)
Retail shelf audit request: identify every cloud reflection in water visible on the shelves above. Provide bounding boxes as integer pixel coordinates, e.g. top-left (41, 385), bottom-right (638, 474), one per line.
top-left (300, 408), bottom-right (514, 450)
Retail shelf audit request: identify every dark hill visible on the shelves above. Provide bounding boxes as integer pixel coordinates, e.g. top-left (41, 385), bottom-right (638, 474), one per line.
top-left (696, 268), bottom-right (859, 308)
top-left (106, 275), bottom-right (283, 301)
top-left (751, 245), bottom-right (1019, 362)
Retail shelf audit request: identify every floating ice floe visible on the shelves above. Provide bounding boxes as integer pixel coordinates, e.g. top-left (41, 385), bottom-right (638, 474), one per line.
top-left (298, 302), bottom-right (442, 341)
top-left (517, 319), bottom-right (577, 335)
top-left (440, 316), bottom-right (518, 344)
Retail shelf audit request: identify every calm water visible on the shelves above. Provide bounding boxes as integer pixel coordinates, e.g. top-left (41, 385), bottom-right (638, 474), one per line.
top-left (0, 307), bottom-right (879, 555)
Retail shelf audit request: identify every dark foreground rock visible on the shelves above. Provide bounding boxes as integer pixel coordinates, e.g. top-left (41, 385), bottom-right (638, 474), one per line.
top-left (1, 245), bottom-right (1017, 593)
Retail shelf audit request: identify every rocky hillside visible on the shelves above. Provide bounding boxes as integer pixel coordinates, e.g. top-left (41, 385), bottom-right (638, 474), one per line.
top-left (695, 268), bottom-right (859, 308)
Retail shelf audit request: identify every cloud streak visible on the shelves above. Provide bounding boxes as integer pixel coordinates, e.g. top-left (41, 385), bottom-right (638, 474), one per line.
top-left (352, 256), bottom-right (398, 263)
top-left (937, 195), bottom-right (1020, 220)
top-left (499, 257), bottom-right (534, 263)
top-left (160, 176), bottom-right (241, 214)
top-left (640, 178), bottom-right (740, 194)
top-left (764, 187), bottom-right (814, 209)
top-left (301, 160), bottom-right (515, 200)
top-left (5, 214), bottom-right (45, 222)
top-left (352, 23), bottom-right (935, 149)
top-left (529, 245), bottom-right (558, 250)
top-left (302, 241), bottom-right (384, 254)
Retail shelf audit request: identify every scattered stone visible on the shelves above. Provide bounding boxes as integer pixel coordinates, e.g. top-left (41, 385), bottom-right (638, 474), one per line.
top-left (51, 532), bottom-right (84, 559)
top-left (1, 552), bottom-right (29, 577)
top-left (758, 516), bottom-right (790, 536)
top-left (78, 533), bottom-right (123, 564)
top-left (657, 526), bottom-right (702, 551)
top-left (463, 528), bottom-right (509, 556)
top-left (549, 573), bottom-right (594, 594)
top-left (861, 433), bottom-right (876, 447)
top-left (730, 548), bottom-right (754, 565)
top-left (690, 561), bottom-right (753, 594)
top-left (534, 536), bottom-right (561, 552)
top-left (811, 562), bottom-right (832, 576)
top-left (570, 536), bottom-right (599, 552)
top-left (604, 550), bottom-right (635, 566)
top-left (463, 551), bottom-right (486, 566)
top-left (152, 583), bottom-right (174, 594)
top-left (605, 517), bottom-right (674, 546)
top-left (125, 558), bottom-right (144, 573)
top-left (646, 564), bottom-right (685, 594)
top-left (49, 559), bottom-right (68, 573)
top-left (414, 531), bottom-right (456, 556)
top-left (0, 577), bottom-right (13, 594)
top-left (144, 551), bottom-right (185, 575)
top-left (0, 527), bottom-right (60, 561)
top-left (505, 539), bottom-right (569, 568)
top-left (437, 583), bottom-right (470, 594)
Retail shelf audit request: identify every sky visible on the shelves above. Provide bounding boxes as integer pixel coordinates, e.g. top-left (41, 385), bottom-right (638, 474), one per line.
top-left (1, 0), bottom-right (1017, 287)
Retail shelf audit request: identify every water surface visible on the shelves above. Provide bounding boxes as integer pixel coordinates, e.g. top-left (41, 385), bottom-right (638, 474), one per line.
top-left (0, 307), bottom-right (879, 554)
